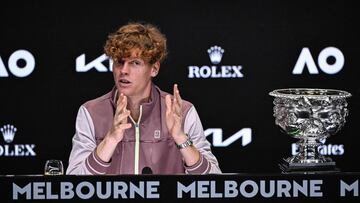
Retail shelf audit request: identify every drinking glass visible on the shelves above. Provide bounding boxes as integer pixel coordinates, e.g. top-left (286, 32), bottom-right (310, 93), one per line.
top-left (44, 160), bottom-right (64, 175)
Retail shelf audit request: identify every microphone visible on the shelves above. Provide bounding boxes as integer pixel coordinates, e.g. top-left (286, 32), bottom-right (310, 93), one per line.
top-left (141, 166), bottom-right (153, 174)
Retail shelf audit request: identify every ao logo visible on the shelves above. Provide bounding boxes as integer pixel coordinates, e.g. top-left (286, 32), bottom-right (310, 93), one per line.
top-left (0, 50), bottom-right (35, 77)
top-left (292, 47), bottom-right (344, 75)
top-left (204, 128), bottom-right (252, 147)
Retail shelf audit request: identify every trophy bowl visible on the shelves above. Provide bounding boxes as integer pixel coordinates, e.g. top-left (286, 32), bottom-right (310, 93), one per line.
top-left (269, 88), bottom-right (351, 173)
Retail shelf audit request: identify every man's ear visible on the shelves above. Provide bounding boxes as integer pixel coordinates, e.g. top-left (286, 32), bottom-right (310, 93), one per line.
top-left (151, 61), bottom-right (160, 77)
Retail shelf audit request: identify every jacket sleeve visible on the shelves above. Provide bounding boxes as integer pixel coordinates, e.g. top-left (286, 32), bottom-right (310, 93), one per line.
top-left (183, 106), bottom-right (222, 174)
top-left (66, 106), bottom-right (111, 175)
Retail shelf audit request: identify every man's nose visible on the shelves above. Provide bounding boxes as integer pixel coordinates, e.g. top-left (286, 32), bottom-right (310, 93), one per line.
top-left (120, 62), bottom-right (130, 74)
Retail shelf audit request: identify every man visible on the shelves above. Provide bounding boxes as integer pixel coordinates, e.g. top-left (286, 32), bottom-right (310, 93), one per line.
top-left (66, 22), bottom-right (221, 174)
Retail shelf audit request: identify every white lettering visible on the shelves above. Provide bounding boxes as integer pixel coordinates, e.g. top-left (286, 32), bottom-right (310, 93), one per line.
top-left (96, 181), bottom-right (111, 199)
top-left (239, 180), bottom-right (258, 198)
top-left (76, 54), bottom-right (110, 72)
top-left (147, 181), bottom-right (160, 198)
top-left (76, 181), bottom-right (95, 199)
top-left (60, 182), bottom-right (74, 199)
top-left (224, 181), bottom-right (238, 198)
top-left (199, 66), bottom-right (211, 78)
top-left (293, 143), bottom-right (344, 156)
top-left (231, 66), bottom-right (243, 77)
top-left (293, 180), bottom-right (308, 197)
top-left (221, 66), bottom-right (232, 78)
top-left (33, 182), bottom-right (45, 199)
top-left (188, 66), bottom-right (200, 78)
top-left (277, 180), bottom-right (291, 197)
top-left (260, 180), bottom-right (275, 198)
top-left (0, 50), bottom-right (35, 77)
top-left (210, 181), bottom-right (222, 198)
top-left (129, 181), bottom-right (144, 198)
top-left (14, 145), bottom-right (24, 156)
top-left (340, 180), bottom-right (358, 197)
top-left (25, 144), bottom-right (36, 156)
top-left (177, 181), bottom-right (196, 198)
top-left (292, 47), bottom-right (344, 75)
top-left (187, 65), bottom-right (243, 78)
top-left (197, 181), bottom-right (209, 198)
top-left (46, 182), bottom-right (59, 199)
top-left (318, 47), bottom-right (344, 74)
top-left (309, 180), bottom-right (323, 197)
top-left (13, 183), bottom-right (31, 200)
top-left (293, 47), bottom-right (318, 74)
top-left (0, 56), bottom-right (9, 77)
top-left (211, 66), bottom-right (221, 78)
top-left (5, 145), bottom-right (14, 156)
top-left (113, 181), bottom-right (128, 199)
top-left (0, 144), bottom-right (36, 157)
top-left (13, 181), bottom-right (161, 200)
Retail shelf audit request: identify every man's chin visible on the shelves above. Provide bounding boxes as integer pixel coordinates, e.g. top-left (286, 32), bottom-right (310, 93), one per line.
top-left (116, 87), bottom-right (133, 97)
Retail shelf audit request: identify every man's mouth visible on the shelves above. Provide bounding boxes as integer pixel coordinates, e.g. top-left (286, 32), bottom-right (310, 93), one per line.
top-left (119, 79), bottom-right (131, 84)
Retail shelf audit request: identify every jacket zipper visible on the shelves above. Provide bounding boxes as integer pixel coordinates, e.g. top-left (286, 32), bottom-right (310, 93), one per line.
top-left (129, 105), bottom-right (142, 174)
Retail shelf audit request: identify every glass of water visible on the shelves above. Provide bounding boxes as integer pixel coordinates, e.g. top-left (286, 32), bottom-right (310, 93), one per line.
top-left (44, 160), bottom-right (64, 175)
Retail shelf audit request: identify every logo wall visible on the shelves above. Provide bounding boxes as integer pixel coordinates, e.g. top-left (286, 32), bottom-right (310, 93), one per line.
top-left (0, 124), bottom-right (36, 157)
top-left (188, 46), bottom-right (244, 78)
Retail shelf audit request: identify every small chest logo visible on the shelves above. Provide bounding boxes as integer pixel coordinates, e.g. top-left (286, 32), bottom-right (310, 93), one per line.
top-left (154, 130), bottom-right (161, 139)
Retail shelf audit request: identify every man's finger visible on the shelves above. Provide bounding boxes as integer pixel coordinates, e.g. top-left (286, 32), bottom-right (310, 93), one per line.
top-left (116, 94), bottom-right (127, 116)
top-left (114, 110), bottom-right (130, 125)
top-left (120, 123), bottom-right (132, 130)
top-left (174, 101), bottom-right (182, 115)
top-left (115, 123), bottom-right (132, 131)
top-left (174, 84), bottom-right (182, 107)
top-left (165, 95), bottom-right (172, 115)
top-left (172, 97), bottom-right (177, 113)
top-left (117, 93), bottom-right (124, 106)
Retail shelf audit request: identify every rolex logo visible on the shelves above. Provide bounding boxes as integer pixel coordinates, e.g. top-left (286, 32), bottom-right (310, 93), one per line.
top-left (1, 124), bottom-right (17, 143)
top-left (207, 46), bottom-right (224, 64)
top-left (0, 124), bottom-right (36, 156)
top-left (188, 45), bottom-right (243, 78)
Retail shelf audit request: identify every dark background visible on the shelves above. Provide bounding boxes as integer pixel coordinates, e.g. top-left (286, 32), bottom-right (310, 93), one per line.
top-left (1, 0), bottom-right (359, 174)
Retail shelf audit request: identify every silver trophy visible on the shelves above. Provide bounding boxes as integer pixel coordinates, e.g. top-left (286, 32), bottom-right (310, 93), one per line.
top-left (269, 88), bottom-right (351, 173)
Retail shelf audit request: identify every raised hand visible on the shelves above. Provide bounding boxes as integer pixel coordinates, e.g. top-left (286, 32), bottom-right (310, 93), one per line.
top-left (165, 84), bottom-right (187, 144)
top-left (96, 93), bottom-right (132, 162)
top-left (107, 93), bottom-right (132, 143)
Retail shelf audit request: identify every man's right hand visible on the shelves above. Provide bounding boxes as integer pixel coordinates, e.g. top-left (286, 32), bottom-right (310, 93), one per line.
top-left (96, 93), bottom-right (132, 162)
top-left (107, 93), bottom-right (132, 143)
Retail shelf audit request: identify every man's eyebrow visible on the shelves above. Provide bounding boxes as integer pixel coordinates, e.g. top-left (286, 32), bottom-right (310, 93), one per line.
top-left (128, 58), bottom-right (144, 61)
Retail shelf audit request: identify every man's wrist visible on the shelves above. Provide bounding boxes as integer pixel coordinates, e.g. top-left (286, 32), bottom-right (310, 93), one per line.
top-left (173, 132), bottom-right (188, 145)
top-left (104, 133), bottom-right (120, 146)
top-left (174, 133), bottom-right (194, 149)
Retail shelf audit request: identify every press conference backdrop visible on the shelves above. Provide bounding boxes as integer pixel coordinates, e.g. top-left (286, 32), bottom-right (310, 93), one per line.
top-left (0, 0), bottom-right (359, 174)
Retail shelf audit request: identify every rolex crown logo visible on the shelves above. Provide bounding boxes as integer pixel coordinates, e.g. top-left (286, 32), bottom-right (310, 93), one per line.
top-left (1, 124), bottom-right (17, 143)
top-left (207, 45), bottom-right (225, 65)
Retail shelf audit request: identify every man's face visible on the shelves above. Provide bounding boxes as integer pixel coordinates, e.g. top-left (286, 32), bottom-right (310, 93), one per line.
top-left (112, 50), bottom-right (159, 98)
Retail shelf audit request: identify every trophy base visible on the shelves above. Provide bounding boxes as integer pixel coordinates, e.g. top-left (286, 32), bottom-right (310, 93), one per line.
top-left (279, 158), bottom-right (340, 174)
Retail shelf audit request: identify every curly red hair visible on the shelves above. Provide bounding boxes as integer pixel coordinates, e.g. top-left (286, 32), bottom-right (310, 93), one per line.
top-left (104, 22), bottom-right (167, 64)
